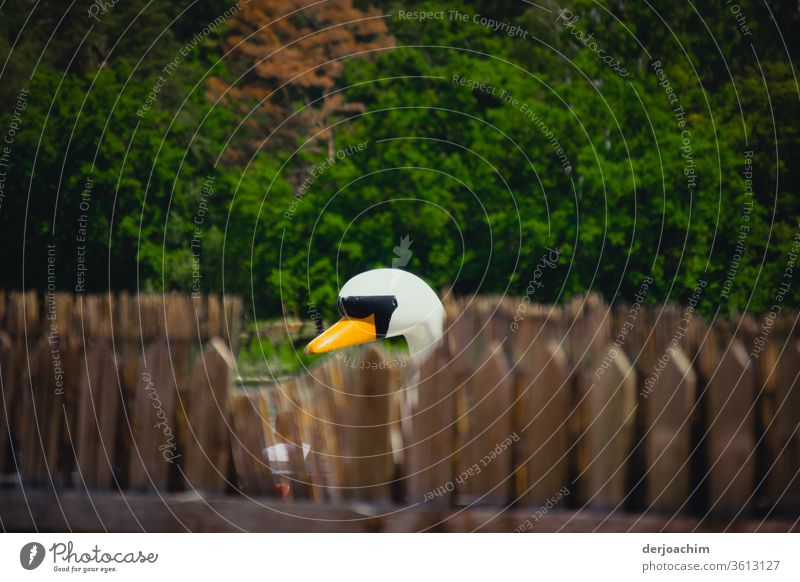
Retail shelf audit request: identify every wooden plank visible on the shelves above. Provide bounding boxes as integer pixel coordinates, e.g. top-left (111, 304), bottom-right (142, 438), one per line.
top-left (136, 295), bottom-right (160, 342)
top-left (704, 339), bottom-right (756, 515)
top-left (110, 293), bottom-right (140, 488)
top-left (338, 346), bottom-right (399, 503)
top-left (293, 371), bottom-right (346, 503)
top-left (0, 490), bottom-right (372, 533)
top-left (287, 376), bottom-right (319, 500)
top-left (207, 295), bottom-right (222, 339)
top-left (273, 377), bottom-right (313, 500)
top-left (507, 307), bottom-right (567, 504)
top-left (184, 337), bottom-right (235, 494)
top-left (1, 490), bottom-right (796, 533)
top-left (579, 342), bottom-right (637, 508)
top-left (6, 291), bottom-right (39, 337)
top-left (32, 294), bottom-right (82, 486)
top-left (382, 505), bottom-right (797, 533)
top-left (75, 341), bottom-right (121, 489)
top-left (224, 296), bottom-right (242, 356)
top-left (641, 345), bottom-right (696, 511)
top-left (311, 356), bottom-right (349, 502)
top-left (444, 296), bottom-right (478, 378)
top-left (229, 391), bottom-right (275, 496)
top-left (0, 331), bottom-right (16, 473)
top-left (444, 304), bottom-right (481, 507)
top-left (164, 294), bottom-right (193, 342)
top-left (128, 339), bottom-right (178, 491)
top-left (57, 296), bottom-right (81, 476)
top-left (763, 339), bottom-right (800, 512)
top-left (480, 297), bottom-right (511, 345)
top-left (2, 293), bottom-right (40, 476)
top-left (18, 337), bottom-right (66, 487)
top-left (566, 293), bottom-right (609, 374)
top-left (458, 343), bottom-right (514, 505)
top-left (404, 343), bottom-right (455, 506)
top-left (628, 303), bottom-right (682, 374)
top-left (519, 340), bottom-right (571, 505)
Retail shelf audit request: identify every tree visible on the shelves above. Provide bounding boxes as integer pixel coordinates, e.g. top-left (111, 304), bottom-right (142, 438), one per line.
top-left (209, 0), bottom-right (393, 160)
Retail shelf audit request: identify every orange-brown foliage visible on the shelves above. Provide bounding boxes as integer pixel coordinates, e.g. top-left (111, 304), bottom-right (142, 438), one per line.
top-left (210, 0), bottom-right (394, 160)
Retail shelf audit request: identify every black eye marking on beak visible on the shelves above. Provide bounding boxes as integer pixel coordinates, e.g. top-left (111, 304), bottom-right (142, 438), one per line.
top-left (337, 295), bottom-right (398, 338)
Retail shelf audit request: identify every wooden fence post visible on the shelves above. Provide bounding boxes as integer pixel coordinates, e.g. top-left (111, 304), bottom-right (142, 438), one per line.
top-left (703, 339), bottom-right (755, 515)
top-left (579, 343), bottom-right (637, 508)
top-left (310, 360), bottom-right (348, 503)
top-left (185, 337), bottom-right (235, 494)
top-left (640, 345), bottom-right (696, 511)
top-left (458, 343), bottom-right (514, 505)
top-left (518, 339), bottom-right (571, 505)
top-left (0, 329), bottom-right (15, 474)
top-left (337, 346), bottom-right (399, 503)
top-left (19, 338), bottom-right (65, 486)
top-left (404, 342), bottom-right (455, 506)
top-left (266, 375), bottom-right (315, 501)
top-left (129, 339), bottom-right (179, 491)
top-left (229, 390), bottom-right (275, 496)
top-left (75, 341), bottom-right (122, 489)
top-left (763, 339), bottom-right (800, 512)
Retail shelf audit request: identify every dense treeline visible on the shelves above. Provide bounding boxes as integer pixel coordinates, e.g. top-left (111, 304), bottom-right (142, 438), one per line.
top-left (0, 0), bottom-right (798, 324)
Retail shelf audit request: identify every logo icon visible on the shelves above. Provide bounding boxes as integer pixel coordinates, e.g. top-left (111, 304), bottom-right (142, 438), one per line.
top-left (392, 235), bottom-right (413, 268)
top-left (20, 542), bottom-right (45, 570)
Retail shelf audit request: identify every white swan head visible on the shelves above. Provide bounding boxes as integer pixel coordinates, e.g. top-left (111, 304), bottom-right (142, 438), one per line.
top-left (305, 268), bottom-right (445, 360)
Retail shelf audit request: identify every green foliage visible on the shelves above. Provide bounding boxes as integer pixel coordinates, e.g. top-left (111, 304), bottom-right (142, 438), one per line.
top-left (1, 0), bottom-right (798, 331)
top-left (237, 332), bottom-right (314, 377)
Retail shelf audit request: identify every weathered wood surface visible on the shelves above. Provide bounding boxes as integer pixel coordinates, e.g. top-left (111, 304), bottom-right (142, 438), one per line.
top-left (1, 291), bottom-right (798, 524)
top-left (1, 490), bottom-right (795, 533)
top-left (641, 345), bottom-right (696, 511)
top-left (184, 338), bottom-right (235, 494)
top-left (578, 343), bottom-right (637, 508)
top-left (403, 343), bottom-right (455, 506)
top-left (229, 391), bottom-right (275, 497)
top-left (18, 337), bottom-right (71, 488)
top-left (704, 339), bottom-right (756, 515)
top-left (458, 344), bottom-right (514, 505)
top-left (517, 340), bottom-right (571, 505)
top-left (338, 346), bottom-right (399, 503)
top-left (762, 338), bottom-right (800, 513)
top-left (76, 341), bottom-right (122, 489)
top-left (0, 330), bottom-right (16, 474)
top-left (128, 340), bottom-right (179, 491)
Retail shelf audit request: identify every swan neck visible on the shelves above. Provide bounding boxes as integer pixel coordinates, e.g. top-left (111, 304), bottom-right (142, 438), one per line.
top-left (404, 326), bottom-right (440, 362)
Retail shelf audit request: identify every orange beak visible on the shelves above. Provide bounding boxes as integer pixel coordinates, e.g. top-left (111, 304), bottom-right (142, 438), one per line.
top-left (304, 315), bottom-right (378, 354)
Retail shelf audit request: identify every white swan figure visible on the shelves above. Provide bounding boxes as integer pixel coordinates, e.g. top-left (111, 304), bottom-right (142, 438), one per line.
top-left (305, 268), bottom-right (445, 361)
